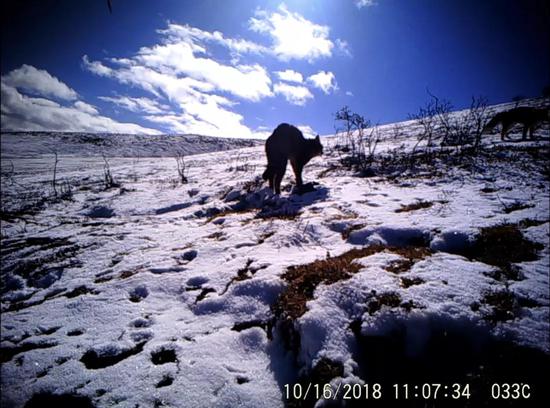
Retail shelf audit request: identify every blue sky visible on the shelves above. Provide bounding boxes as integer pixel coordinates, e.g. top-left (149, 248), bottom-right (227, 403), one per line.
top-left (1, 0), bottom-right (549, 137)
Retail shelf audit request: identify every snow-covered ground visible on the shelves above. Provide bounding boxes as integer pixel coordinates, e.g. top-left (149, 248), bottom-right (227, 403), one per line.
top-left (1, 100), bottom-right (549, 407)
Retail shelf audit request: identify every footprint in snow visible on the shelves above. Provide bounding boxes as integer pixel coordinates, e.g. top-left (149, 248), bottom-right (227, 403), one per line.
top-left (128, 285), bottom-right (148, 302)
top-left (151, 346), bottom-right (178, 365)
top-left (129, 316), bottom-right (153, 328)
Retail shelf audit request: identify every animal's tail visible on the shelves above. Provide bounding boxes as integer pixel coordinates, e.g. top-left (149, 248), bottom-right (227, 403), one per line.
top-left (262, 167), bottom-right (273, 181)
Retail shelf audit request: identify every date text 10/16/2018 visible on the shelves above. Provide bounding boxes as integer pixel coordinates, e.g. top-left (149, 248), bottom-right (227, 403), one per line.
top-left (284, 383), bottom-right (532, 401)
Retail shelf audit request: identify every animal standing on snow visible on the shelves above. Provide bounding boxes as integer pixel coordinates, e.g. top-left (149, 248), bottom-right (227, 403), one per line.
top-left (262, 123), bottom-right (323, 194)
top-left (482, 106), bottom-right (549, 141)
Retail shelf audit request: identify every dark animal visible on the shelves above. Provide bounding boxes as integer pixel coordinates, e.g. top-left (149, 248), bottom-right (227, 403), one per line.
top-left (482, 107), bottom-right (549, 141)
top-left (262, 123), bottom-right (323, 194)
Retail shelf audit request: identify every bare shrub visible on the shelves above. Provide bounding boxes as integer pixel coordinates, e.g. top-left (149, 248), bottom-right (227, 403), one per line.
top-left (175, 151), bottom-right (189, 184)
top-left (102, 154), bottom-right (119, 189)
top-left (131, 155), bottom-right (140, 182)
top-left (408, 91), bottom-right (490, 167)
top-left (334, 106), bottom-right (380, 171)
top-left (407, 91), bottom-right (449, 164)
top-left (436, 94), bottom-right (489, 149)
top-left (2, 160), bottom-right (17, 187)
top-left (392, 123), bottom-right (403, 140)
top-left (52, 151), bottom-right (59, 197)
top-left (58, 180), bottom-right (74, 200)
top-left (230, 150), bottom-right (255, 173)
top-left (50, 151), bottom-right (73, 200)
top-left (468, 96), bottom-right (490, 149)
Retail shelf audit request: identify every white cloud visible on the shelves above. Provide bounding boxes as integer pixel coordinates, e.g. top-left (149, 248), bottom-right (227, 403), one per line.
top-left (82, 22), bottom-right (280, 138)
top-left (28, 98), bottom-right (61, 108)
top-left (81, 55), bottom-right (113, 77)
top-left (84, 57), bottom-right (214, 100)
top-left (346, 90), bottom-right (354, 97)
top-left (81, 15), bottom-right (348, 137)
top-left (1, 76), bottom-right (159, 134)
top-left (137, 41), bottom-right (273, 101)
top-left (144, 99), bottom-right (265, 138)
top-left (297, 124), bottom-right (317, 138)
top-left (159, 23), bottom-right (268, 56)
top-left (74, 101), bottom-right (99, 115)
top-left (249, 4), bottom-right (334, 62)
top-left (253, 125), bottom-right (274, 139)
top-left (85, 41), bottom-right (272, 103)
top-left (274, 69), bottom-right (304, 83)
top-left (84, 57), bottom-right (261, 137)
top-left (335, 39), bottom-right (352, 57)
top-left (355, 0), bottom-right (377, 8)
top-left (2, 64), bottom-right (78, 100)
top-left (273, 82), bottom-right (313, 106)
top-left (99, 95), bottom-right (171, 115)
top-left (307, 71), bottom-right (338, 94)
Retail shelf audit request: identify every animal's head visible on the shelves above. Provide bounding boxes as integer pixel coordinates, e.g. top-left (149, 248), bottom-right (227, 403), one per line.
top-left (311, 135), bottom-right (323, 156)
top-left (481, 114), bottom-right (501, 133)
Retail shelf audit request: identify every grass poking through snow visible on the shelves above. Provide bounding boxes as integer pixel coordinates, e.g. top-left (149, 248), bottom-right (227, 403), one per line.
top-left (273, 244), bottom-right (431, 320)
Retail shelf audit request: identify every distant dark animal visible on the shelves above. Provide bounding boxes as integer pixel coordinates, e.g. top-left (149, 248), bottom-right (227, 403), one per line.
top-left (262, 123), bottom-right (323, 194)
top-left (482, 107), bottom-right (549, 141)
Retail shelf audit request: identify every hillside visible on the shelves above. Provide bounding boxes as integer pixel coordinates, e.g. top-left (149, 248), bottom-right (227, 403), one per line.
top-left (0, 132), bottom-right (262, 159)
top-left (1, 100), bottom-right (549, 407)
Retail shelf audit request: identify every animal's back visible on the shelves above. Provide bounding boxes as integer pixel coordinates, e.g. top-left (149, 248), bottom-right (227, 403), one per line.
top-left (265, 123), bottom-right (305, 158)
top-left (485, 107), bottom-right (549, 129)
top-left (506, 107), bottom-right (548, 123)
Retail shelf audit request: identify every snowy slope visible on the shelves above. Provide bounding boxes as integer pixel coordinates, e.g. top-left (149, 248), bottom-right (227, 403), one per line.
top-left (0, 132), bottom-right (262, 159)
top-left (1, 100), bottom-right (549, 407)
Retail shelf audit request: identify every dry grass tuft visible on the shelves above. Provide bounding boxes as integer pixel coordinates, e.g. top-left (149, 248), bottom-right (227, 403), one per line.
top-left (400, 276), bottom-right (425, 288)
top-left (468, 224), bottom-right (542, 268)
top-left (274, 245), bottom-right (385, 320)
top-left (341, 223), bottom-right (366, 240)
top-left (480, 289), bottom-right (540, 323)
top-left (273, 244), bottom-right (432, 320)
top-left (367, 291), bottom-right (402, 315)
top-left (517, 218), bottom-right (548, 229)
top-left (385, 246), bottom-right (432, 274)
top-left (206, 208), bottom-right (256, 223)
top-left (395, 200), bottom-right (434, 213)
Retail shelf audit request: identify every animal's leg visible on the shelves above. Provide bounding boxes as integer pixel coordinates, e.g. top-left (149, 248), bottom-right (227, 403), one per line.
top-left (290, 159), bottom-right (304, 187)
top-left (501, 123), bottom-right (511, 141)
top-left (529, 125), bottom-right (535, 140)
top-left (265, 152), bottom-right (280, 192)
top-left (273, 159), bottom-right (287, 194)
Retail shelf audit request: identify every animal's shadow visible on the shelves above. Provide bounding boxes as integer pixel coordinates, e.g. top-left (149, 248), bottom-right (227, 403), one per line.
top-left (256, 182), bottom-right (328, 219)
top-left (228, 182), bottom-right (328, 219)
